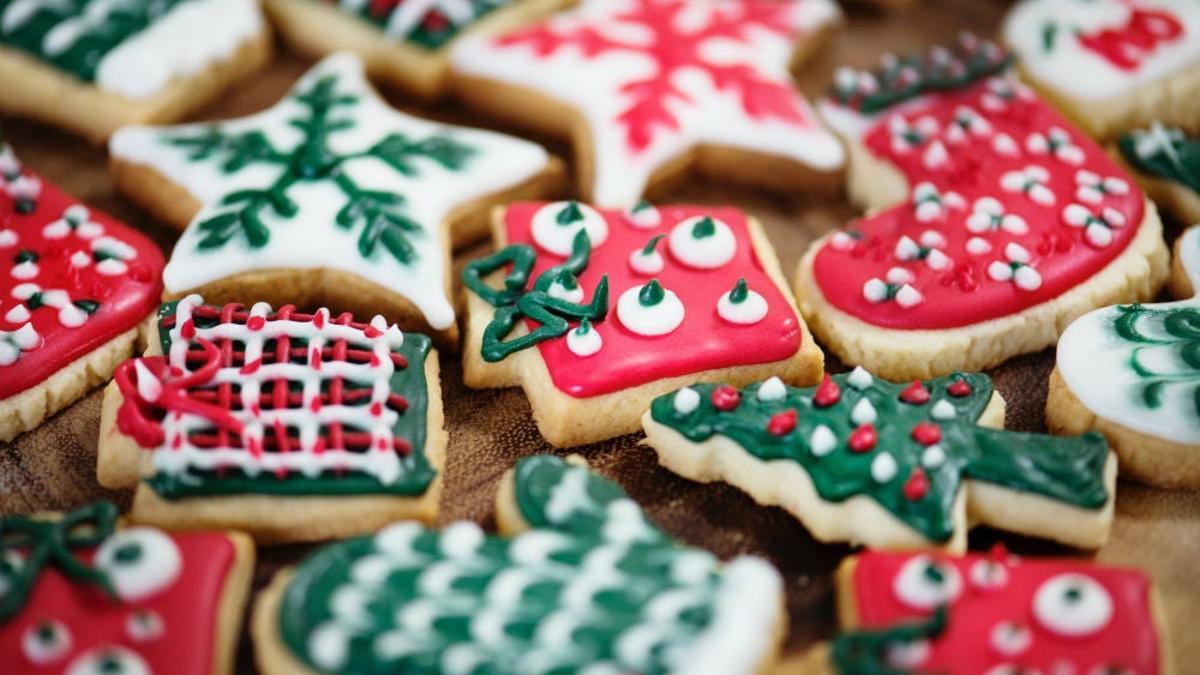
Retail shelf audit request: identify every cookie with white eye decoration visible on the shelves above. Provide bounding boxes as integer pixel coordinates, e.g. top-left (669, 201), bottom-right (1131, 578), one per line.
top-left (95, 294), bottom-right (446, 543)
top-left (1049, 225), bottom-right (1200, 488)
top-left (252, 454), bottom-right (787, 675)
top-left (450, 0), bottom-right (845, 208)
top-left (643, 368), bottom-right (1116, 552)
top-left (822, 550), bottom-right (1166, 675)
top-left (1118, 123), bottom-right (1200, 224)
top-left (0, 0), bottom-right (270, 141)
top-left (799, 35), bottom-right (1168, 381)
top-left (0, 501), bottom-right (254, 675)
top-left (461, 201), bottom-right (823, 447)
top-left (108, 53), bottom-right (562, 345)
top-left (1003, 0), bottom-right (1200, 140)
top-left (0, 142), bottom-right (164, 442)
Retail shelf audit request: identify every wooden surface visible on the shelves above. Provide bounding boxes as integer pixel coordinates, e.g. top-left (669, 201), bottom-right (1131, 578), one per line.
top-left (3, 1), bottom-right (1199, 672)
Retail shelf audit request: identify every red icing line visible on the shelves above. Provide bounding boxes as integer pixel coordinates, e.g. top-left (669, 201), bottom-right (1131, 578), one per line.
top-left (1077, 7), bottom-right (1185, 71)
top-left (0, 169), bottom-right (163, 400)
top-left (813, 78), bottom-right (1145, 329)
top-left (504, 203), bottom-right (803, 398)
top-left (0, 531), bottom-right (235, 674)
top-left (849, 550), bottom-right (1160, 674)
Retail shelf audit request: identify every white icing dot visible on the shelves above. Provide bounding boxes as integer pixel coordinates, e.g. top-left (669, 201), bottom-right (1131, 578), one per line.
top-left (893, 555), bottom-right (962, 609)
top-left (628, 247), bottom-right (664, 275)
top-left (440, 521), bottom-right (484, 558)
top-left (668, 216), bottom-right (736, 269)
top-left (617, 283), bottom-right (685, 337)
top-left (930, 400), bottom-right (956, 420)
top-left (546, 279), bottom-right (584, 304)
top-left (624, 202), bottom-right (661, 229)
top-left (966, 237), bottom-right (992, 255)
top-left (94, 528), bottom-right (182, 602)
top-left (1033, 574), bottom-right (1113, 637)
top-left (0, 229), bottom-right (16, 247)
top-left (567, 323), bottom-right (602, 357)
top-left (717, 285), bottom-right (768, 325)
top-left (886, 267), bottom-right (913, 285)
top-left (851, 398), bottom-right (877, 425)
top-left (871, 452), bottom-right (898, 483)
top-left (71, 251), bottom-right (92, 268)
top-left (64, 646), bottom-right (150, 675)
top-left (990, 621), bottom-right (1032, 656)
top-left (895, 285), bottom-right (923, 308)
top-left (308, 622), bottom-right (350, 671)
top-left (847, 367), bottom-right (874, 390)
top-left (5, 305), bottom-right (30, 323)
top-left (58, 305), bottom-right (88, 328)
top-left (970, 559), bottom-right (1009, 591)
top-left (375, 522), bottom-right (423, 557)
top-left (921, 444), bottom-right (946, 468)
top-left (863, 278), bottom-right (888, 303)
top-left (96, 259), bottom-right (129, 276)
top-left (1014, 265), bottom-right (1043, 291)
top-left (673, 387), bottom-right (700, 414)
top-left (810, 425), bottom-right (836, 456)
top-left (126, 610), bottom-right (165, 642)
top-left (11, 260), bottom-right (38, 280)
top-left (531, 201), bottom-right (608, 256)
top-left (756, 376), bottom-right (786, 402)
top-left (22, 619), bottom-right (72, 664)
top-left (886, 639), bottom-right (931, 670)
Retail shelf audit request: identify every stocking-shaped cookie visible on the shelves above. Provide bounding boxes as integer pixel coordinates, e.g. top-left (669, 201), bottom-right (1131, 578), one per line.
top-left (827, 550), bottom-right (1165, 675)
top-left (0, 501), bottom-right (254, 674)
top-left (109, 53), bottom-right (561, 343)
top-left (799, 36), bottom-right (1168, 380)
top-left (1118, 123), bottom-right (1200, 223)
top-left (96, 294), bottom-right (445, 543)
top-left (253, 454), bottom-right (786, 675)
top-left (643, 368), bottom-right (1115, 552)
top-left (0, 143), bottom-right (163, 442)
top-left (1050, 225), bottom-right (1200, 487)
top-left (1003, 0), bottom-right (1200, 139)
top-left (450, 0), bottom-right (845, 207)
top-left (462, 201), bottom-right (823, 447)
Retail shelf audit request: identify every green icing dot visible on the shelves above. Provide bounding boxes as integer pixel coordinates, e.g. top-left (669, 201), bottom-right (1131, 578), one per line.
top-left (113, 542), bottom-right (142, 564)
top-left (632, 199), bottom-right (653, 213)
top-left (1064, 585), bottom-right (1083, 603)
top-left (73, 299), bottom-right (100, 315)
top-left (922, 563), bottom-right (945, 584)
top-left (556, 201), bottom-right (585, 225)
top-left (639, 280), bottom-right (665, 307)
top-left (14, 250), bottom-right (37, 264)
top-left (575, 318), bottom-right (593, 335)
top-left (691, 216), bottom-right (716, 239)
top-left (729, 278), bottom-right (749, 304)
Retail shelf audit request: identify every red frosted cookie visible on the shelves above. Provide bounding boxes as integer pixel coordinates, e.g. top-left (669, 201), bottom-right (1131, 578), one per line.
top-left (0, 143), bottom-right (163, 442)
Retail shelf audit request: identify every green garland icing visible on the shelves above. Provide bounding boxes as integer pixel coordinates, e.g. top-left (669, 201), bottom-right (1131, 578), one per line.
top-left (0, 502), bottom-right (119, 620)
top-left (326, 0), bottom-right (510, 50)
top-left (145, 301), bottom-right (437, 499)
top-left (649, 372), bottom-right (1110, 542)
top-left (1119, 123), bottom-right (1200, 196)
top-left (1113, 303), bottom-right (1200, 414)
top-left (277, 455), bottom-right (767, 674)
top-left (831, 608), bottom-right (948, 675)
top-left (463, 229), bottom-right (609, 362)
top-left (165, 71), bottom-right (474, 263)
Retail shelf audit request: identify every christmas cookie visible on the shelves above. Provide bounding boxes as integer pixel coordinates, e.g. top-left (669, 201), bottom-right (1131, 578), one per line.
top-left (1048, 225), bottom-right (1200, 488)
top-left (642, 369), bottom-right (1116, 552)
top-left (109, 53), bottom-right (562, 344)
top-left (0, 501), bottom-right (255, 675)
top-left (266, 0), bottom-right (568, 100)
top-left (0, 142), bottom-right (164, 442)
top-left (449, 0), bottom-right (845, 208)
top-left (95, 294), bottom-right (445, 543)
top-left (1003, 0), bottom-right (1200, 140)
top-left (252, 454), bottom-right (786, 675)
top-left (824, 549), bottom-right (1168, 675)
top-left (800, 36), bottom-right (1169, 380)
top-left (0, 0), bottom-right (270, 142)
top-left (1118, 123), bottom-right (1200, 224)
top-left (462, 201), bottom-right (824, 447)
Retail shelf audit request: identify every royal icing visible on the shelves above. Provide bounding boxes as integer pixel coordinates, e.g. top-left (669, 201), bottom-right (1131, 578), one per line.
top-left (1003, 0), bottom-right (1200, 101)
top-left (322, 0), bottom-right (510, 49)
top-left (108, 53), bottom-right (550, 332)
top-left (465, 202), bottom-right (805, 398)
top-left (648, 370), bottom-right (1110, 544)
top-left (0, 502), bottom-right (238, 675)
top-left (0, 143), bottom-right (163, 401)
top-left (817, 38), bottom-right (1146, 330)
top-left (1119, 122), bottom-right (1200, 195)
top-left (276, 455), bottom-right (783, 675)
top-left (0, 0), bottom-right (263, 99)
top-left (1057, 225), bottom-right (1200, 444)
top-left (832, 550), bottom-right (1160, 674)
top-left (111, 295), bottom-right (438, 499)
top-left (450, 0), bottom-right (844, 207)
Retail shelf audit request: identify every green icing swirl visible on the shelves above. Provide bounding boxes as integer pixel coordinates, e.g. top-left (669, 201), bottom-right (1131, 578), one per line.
top-left (1119, 123), bottom-right (1200, 196)
top-left (649, 372), bottom-right (1110, 542)
top-left (324, 0), bottom-right (510, 50)
top-left (1113, 303), bottom-right (1200, 413)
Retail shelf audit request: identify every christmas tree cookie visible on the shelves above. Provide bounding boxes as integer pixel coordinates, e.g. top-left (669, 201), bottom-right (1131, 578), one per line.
top-left (95, 294), bottom-right (446, 543)
top-left (643, 369), bottom-right (1116, 552)
top-left (0, 501), bottom-right (255, 675)
top-left (819, 549), bottom-right (1167, 674)
top-left (252, 454), bottom-right (787, 675)
top-left (0, 142), bottom-right (164, 442)
top-left (799, 35), bottom-right (1169, 380)
top-left (450, 0), bottom-right (845, 208)
top-left (462, 201), bottom-right (824, 447)
top-left (266, 0), bottom-right (568, 100)
top-left (1049, 225), bottom-right (1200, 488)
top-left (109, 53), bottom-right (562, 344)
top-left (0, 0), bottom-right (270, 141)
top-left (1118, 123), bottom-right (1200, 224)
top-left (1003, 0), bottom-right (1200, 140)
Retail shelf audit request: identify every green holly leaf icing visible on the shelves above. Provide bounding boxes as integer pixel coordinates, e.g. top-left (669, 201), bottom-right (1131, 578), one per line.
top-left (649, 371), bottom-right (1110, 542)
top-left (1119, 123), bottom-right (1200, 196)
top-left (277, 455), bottom-right (781, 674)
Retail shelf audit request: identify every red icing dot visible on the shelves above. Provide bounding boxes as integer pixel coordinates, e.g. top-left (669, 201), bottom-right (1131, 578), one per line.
top-left (904, 467), bottom-right (930, 501)
top-left (370, 401), bottom-right (383, 417)
top-left (711, 386), bottom-right (741, 411)
top-left (768, 409), bottom-right (797, 436)
top-left (912, 422), bottom-right (941, 446)
top-left (948, 379), bottom-right (972, 397)
top-left (309, 396), bottom-right (322, 412)
top-left (239, 358), bottom-right (261, 375)
top-left (899, 381), bottom-right (930, 405)
top-left (849, 424), bottom-right (877, 453)
top-left (247, 315), bottom-right (266, 331)
top-left (364, 323), bottom-right (383, 338)
top-left (180, 319), bottom-right (196, 339)
top-left (813, 374), bottom-right (840, 408)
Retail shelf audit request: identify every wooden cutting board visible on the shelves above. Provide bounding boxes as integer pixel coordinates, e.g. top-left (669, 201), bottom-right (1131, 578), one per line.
top-left (2, 1), bottom-right (1198, 671)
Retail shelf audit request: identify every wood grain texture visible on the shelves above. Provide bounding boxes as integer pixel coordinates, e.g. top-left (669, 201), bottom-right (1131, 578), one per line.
top-left (2, 1), bottom-right (1198, 671)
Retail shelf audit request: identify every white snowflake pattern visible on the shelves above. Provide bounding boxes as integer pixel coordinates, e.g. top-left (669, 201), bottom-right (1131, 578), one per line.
top-left (1025, 127), bottom-right (1084, 166)
top-left (991, 132), bottom-right (1020, 157)
top-left (1000, 165), bottom-right (1055, 207)
top-left (1073, 170), bottom-right (1130, 205)
top-left (1062, 203), bottom-right (1127, 248)
top-left (43, 205), bottom-right (104, 240)
top-left (912, 181), bottom-right (966, 222)
top-left (9, 284), bottom-right (90, 327)
top-left (894, 230), bottom-right (951, 270)
top-left (987, 243), bottom-right (1042, 291)
top-left (966, 197), bottom-right (1028, 235)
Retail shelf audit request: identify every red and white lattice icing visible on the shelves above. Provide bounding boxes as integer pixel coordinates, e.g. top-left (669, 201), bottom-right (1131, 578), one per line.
top-left (0, 143), bottom-right (163, 400)
top-left (114, 295), bottom-right (417, 484)
top-left (451, 0), bottom-right (845, 207)
top-left (849, 549), bottom-right (1162, 674)
top-left (815, 71), bottom-right (1145, 329)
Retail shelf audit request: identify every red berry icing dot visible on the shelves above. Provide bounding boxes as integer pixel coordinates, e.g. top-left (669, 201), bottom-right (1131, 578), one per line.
top-left (711, 385), bottom-right (741, 411)
top-left (848, 423), bottom-right (877, 452)
top-left (899, 381), bottom-right (930, 404)
top-left (911, 422), bottom-right (942, 446)
top-left (903, 467), bottom-right (930, 501)
top-left (813, 374), bottom-right (841, 408)
top-left (768, 409), bottom-right (797, 436)
top-left (948, 378), bottom-right (972, 397)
